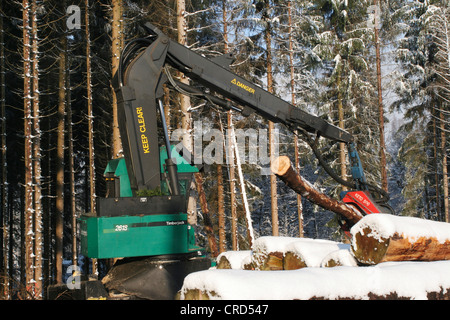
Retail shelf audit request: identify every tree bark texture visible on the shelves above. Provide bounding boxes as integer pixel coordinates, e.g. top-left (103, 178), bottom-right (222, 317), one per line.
top-left (194, 172), bottom-right (219, 258)
top-left (111, 0), bottom-right (123, 158)
top-left (23, 0), bottom-right (35, 296)
top-left (351, 215), bottom-right (450, 265)
top-left (271, 156), bottom-right (363, 226)
top-left (264, 0), bottom-right (279, 236)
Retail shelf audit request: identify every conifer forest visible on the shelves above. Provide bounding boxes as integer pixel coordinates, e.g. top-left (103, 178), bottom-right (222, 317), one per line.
top-left (0, 0), bottom-right (449, 299)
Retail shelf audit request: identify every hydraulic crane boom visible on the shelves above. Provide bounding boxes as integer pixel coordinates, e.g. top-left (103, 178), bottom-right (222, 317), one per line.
top-left (114, 23), bottom-right (390, 209)
top-left (78, 22), bottom-right (392, 300)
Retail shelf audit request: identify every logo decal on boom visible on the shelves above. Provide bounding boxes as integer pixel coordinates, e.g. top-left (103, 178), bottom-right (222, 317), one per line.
top-left (231, 78), bottom-right (255, 94)
top-left (136, 107), bottom-right (150, 154)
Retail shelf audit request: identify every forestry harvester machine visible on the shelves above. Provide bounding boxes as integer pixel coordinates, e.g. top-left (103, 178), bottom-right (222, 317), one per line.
top-left (61, 23), bottom-right (392, 300)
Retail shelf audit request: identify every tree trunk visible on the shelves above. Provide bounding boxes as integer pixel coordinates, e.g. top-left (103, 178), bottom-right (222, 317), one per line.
top-left (31, 0), bottom-right (42, 297)
top-left (227, 112), bottom-right (238, 250)
top-left (351, 214), bottom-right (450, 265)
top-left (67, 48), bottom-right (76, 271)
top-left (222, 2), bottom-right (238, 251)
top-left (177, 0), bottom-right (192, 155)
top-left (84, 0), bottom-right (96, 275)
top-left (85, 0), bottom-right (96, 215)
top-left (111, 0), bottom-right (123, 159)
top-left (288, 1), bottom-right (303, 237)
top-left (440, 111), bottom-right (449, 222)
top-left (337, 76), bottom-right (348, 192)
top-left (194, 172), bottom-right (219, 258)
top-left (264, 1), bottom-right (278, 236)
top-left (23, 0), bottom-right (35, 297)
top-left (432, 114), bottom-right (441, 219)
top-left (55, 33), bottom-right (67, 285)
top-left (230, 121), bottom-right (254, 247)
top-left (0, 2), bottom-right (8, 298)
top-left (373, 0), bottom-right (388, 193)
top-left (217, 164), bottom-right (226, 253)
top-left (271, 156), bottom-right (363, 226)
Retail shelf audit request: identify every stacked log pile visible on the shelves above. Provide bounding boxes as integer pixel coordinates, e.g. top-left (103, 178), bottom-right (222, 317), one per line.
top-left (178, 156), bottom-right (450, 300)
top-left (215, 237), bottom-right (357, 271)
top-left (180, 215), bottom-right (450, 300)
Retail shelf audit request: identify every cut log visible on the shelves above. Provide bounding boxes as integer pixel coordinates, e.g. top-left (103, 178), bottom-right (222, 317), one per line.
top-left (350, 214), bottom-right (450, 265)
top-left (251, 236), bottom-right (299, 270)
top-left (271, 156), bottom-right (363, 225)
top-left (321, 249), bottom-right (358, 268)
top-left (216, 251), bottom-right (252, 270)
top-left (283, 239), bottom-right (349, 270)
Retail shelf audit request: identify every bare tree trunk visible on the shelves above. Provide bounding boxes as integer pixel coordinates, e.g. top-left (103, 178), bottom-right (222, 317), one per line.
top-left (217, 163), bottom-right (226, 253)
top-left (111, 0), bottom-right (123, 159)
top-left (0, 2), bottom-right (9, 298)
top-left (84, 0), bottom-right (96, 214)
top-left (227, 112), bottom-right (238, 250)
top-left (22, 0), bottom-right (35, 297)
top-left (194, 173), bottom-right (219, 258)
top-left (288, 1), bottom-right (303, 237)
top-left (230, 121), bottom-right (254, 247)
top-left (374, 0), bottom-right (388, 193)
top-left (67, 49), bottom-right (76, 272)
top-left (55, 33), bottom-right (67, 285)
top-left (222, 3), bottom-right (237, 250)
top-left (31, 0), bottom-right (42, 297)
top-left (433, 113), bottom-right (441, 219)
top-left (264, 1), bottom-right (278, 236)
top-left (441, 111), bottom-right (449, 222)
top-left (177, 0), bottom-right (193, 155)
top-left (337, 76), bottom-right (348, 192)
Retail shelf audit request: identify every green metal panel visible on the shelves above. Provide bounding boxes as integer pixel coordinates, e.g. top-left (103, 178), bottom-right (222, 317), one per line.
top-left (160, 145), bottom-right (198, 196)
top-left (104, 158), bottom-right (133, 197)
top-left (81, 213), bottom-right (189, 259)
top-left (159, 145), bottom-right (199, 174)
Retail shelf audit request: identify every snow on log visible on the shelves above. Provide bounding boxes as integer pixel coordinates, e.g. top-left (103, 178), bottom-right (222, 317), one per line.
top-left (350, 214), bottom-right (450, 265)
top-left (249, 236), bottom-right (351, 270)
top-left (320, 249), bottom-right (358, 268)
top-left (251, 236), bottom-right (299, 270)
top-left (283, 239), bottom-right (349, 270)
top-left (216, 251), bottom-right (253, 270)
top-left (271, 156), bottom-right (363, 225)
top-left (179, 260), bottom-right (450, 300)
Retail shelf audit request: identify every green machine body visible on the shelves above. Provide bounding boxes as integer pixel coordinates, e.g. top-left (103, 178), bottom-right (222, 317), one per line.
top-left (80, 146), bottom-right (202, 259)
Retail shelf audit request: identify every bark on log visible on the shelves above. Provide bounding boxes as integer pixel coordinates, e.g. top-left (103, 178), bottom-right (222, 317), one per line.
top-left (271, 156), bottom-right (363, 225)
top-left (351, 214), bottom-right (450, 265)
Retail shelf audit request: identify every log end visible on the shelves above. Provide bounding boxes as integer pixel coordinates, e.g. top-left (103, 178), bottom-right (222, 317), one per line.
top-left (270, 156), bottom-right (291, 176)
top-left (283, 251), bottom-right (307, 270)
top-left (216, 256), bottom-right (232, 269)
top-left (351, 226), bottom-right (390, 265)
top-left (252, 252), bottom-right (284, 271)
